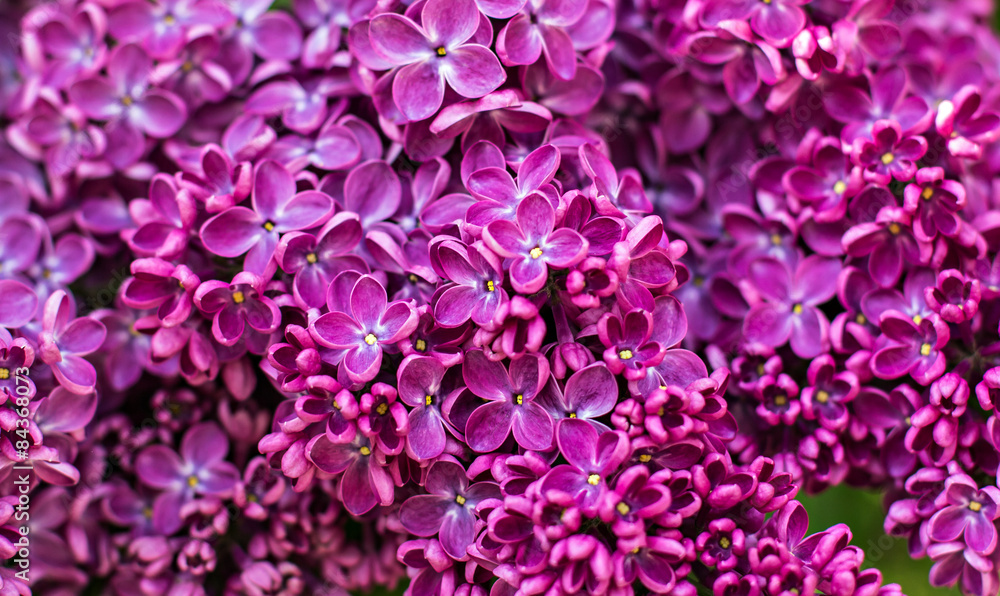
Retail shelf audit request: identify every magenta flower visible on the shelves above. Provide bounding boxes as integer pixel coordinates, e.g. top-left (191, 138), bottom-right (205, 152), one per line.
top-left (743, 256), bottom-right (841, 359)
top-left (306, 434), bottom-right (393, 515)
top-left (540, 418), bottom-right (630, 514)
top-left (311, 275), bottom-right (419, 384)
top-left (276, 212), bottom-right (367, 308)
top-left (842, 207), bottom-right (930, 288)
top-left (700, 0), bottom-right (807, 47)
top-left (121, 258), bottom-right (200, 327)
top-left (124, 173), bottom-right (196, 259)
top-left (151, 33), bottom-right (232, 108)
top-left (430, 239), bottom-right (506, 328)
top-left (177, 144), bottom-right (252, 213)
top-left (465, 143), bottom-right (560, 227)
top-left (462, 350), bottom-right (554, 452)
top-left (218, 0), bottom-right (303, 85)
top-left (108, 0), bottom-right (234, 59)
top-left (871, 310), bottom-right (949, 385)
top-left (935, 85), bottom-right (1000, 159)
top-left (902, 167), bottom-right (966, 242)
top-left (200, 160), bottom-right (334, 274)
top-left (483, 194), bottom-right (588, 294)
top-left (365, 0), bottom-right (505, 121)
top-left (851, 120), bottom-right (928, 185)
top-left (928, 476), bottom-right (1000, 555)
top-left (399, 460), bottom-right (500, 560)
top-left (495, 0), bottom-right (588, 80)
top-left (38, 290), bottom-right (106, 395)
top-left (68, 44), bottom-right (187, 168)
top-left (597, 309), bottom-right (664, 382)
top-left (397, 355), bottom-right (462, 461)
top-left (782, 137), bottom-right (860, 222)
top-left (536, 362), bottom-right (618, 432)
top-left (35, 4), bottom-right (107, 89)
top-left (266, 325), bottom-right (326, 393)
top-left (193, 272), bottom-right (282, 346)
top-left (134, 422), bottom-right (240, 534)
top-left (358, 383), bottom-right (409, 456)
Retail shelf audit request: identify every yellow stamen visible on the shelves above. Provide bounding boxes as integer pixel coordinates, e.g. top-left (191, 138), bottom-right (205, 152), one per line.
top-left (232, 291), bottom-right (245, 304)
top-left (694, 276), bottom-right (705, 287)
top-left (121, 95), bottom-right (133, 106)
top-left (306, 253), bottom-right (318, 264)
top-left (816, 390), bottom-right (829, 404)
top-left (360, 446), bottom-right (371, 456)
top-left (376, 403), bottom-right (388, 416)
top-left (881, 153), bottom-right (895, 165)
top-left (970, 501), bottom-right (983, 512)
top-left (568, 412), bottom-right (576, 418)
top-left (619, 349), bottom-right (633, 360)
top-left (833, 181), bottom-right (847, 195)
top-left (515, 394), bottom-right (523, 405)
top-left (163, 14), bottom-right (175, 24)
top-left (616, 502), bottom-right (630, 515)
top-left (408, 274), bottom-right (419, 283)
top-left (455, 495), bottom-right (466, 505)
top-left (425, 395), bottom-right (433, 406)
top-left (529, 247), bottom-right (544, 259)
top-left (922, 187), bottom-right (934, 200)
top-left (415, 339), bottom-right (427, 352)
top-left (364, 333), bottom-right (377, 345)
top-left (920, 343), bottom-right (932, 356)
top-left (0, 368), bottom-right (9, 380)
top-left (187, 475), bottom-right (198, 487)
top-left (263, 221), bottom-right (275, 232)
top-left (657, 407), bottom-right (665, 417)
top-left (182, 60), bottom-right (194, 72)
top-left (770, 234), bottom-right (782, 246)
top-left (792, 304), bottom-right (803, 315)
top-left (855, 313), bottom-right (866, 325)
top-left (719, 536), bottom-right (732, 549)
top-left (774, 395), bottom-right (787, 406)
top-left (913, 314), bottom-right (923, 324)
top-left (143, 507), bottom-right (153, 518)
top-left (436, 46), bottom-right (447, 56)
top-left (888, 223), bottom-right (901, 235)
top-left (486, 280), bottom-right (495, 292)
top-left (639, 454), bottom-right (651, 463)
top-left (757, 364), bottom-right (765, 376)
top-left (587, 474), bottom-right (600, 486)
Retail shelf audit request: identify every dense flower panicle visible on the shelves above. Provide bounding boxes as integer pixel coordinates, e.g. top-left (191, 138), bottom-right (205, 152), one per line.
top-left (7, 0), bottom-right (1000, 594)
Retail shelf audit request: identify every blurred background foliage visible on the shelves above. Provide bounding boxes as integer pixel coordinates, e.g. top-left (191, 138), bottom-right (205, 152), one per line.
top-left (264, 1), bottom-right (966, 594)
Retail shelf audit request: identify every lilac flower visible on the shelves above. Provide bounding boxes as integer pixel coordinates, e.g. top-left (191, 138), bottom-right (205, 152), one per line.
top-left (700, 0), bottom-right (806, 47)
top-left (871, 310), bottom-right (949, 385)
top-left (217, 0), bottom-right (303, 85)
top-left (68, 44), bottom-right (187, 168)
top-left (311, 274), bottom-right (418, 383)
top-left (121, 258), bottom-right (200, 327)
top-left (495, 0), bottom-right (587, 80)
top-left (193, 272), bottom-right (282, 346)
top-left (306, 434), bottom-right (393, 515)
top-left (151, 33), bottom-right (232, 108)
top-left (364, 0), bottom-right (505, 122)
top-left (462, 350), bottom-right (553, 452)
top-left (483, 194), bottom-right (588, 294)
top-left (935, 85), bottom-right (1000, 159)
top-left (925, 269), bottom-right (980, 324)
top-left (200, 160), bottom-right (334, 274)
top-left (177, 144), bottom-right (252, 213)
top-left (851, 120), bottom-right (927, 185)
top-left (38, 290), bottom-right (106, 395)
top-left (783, 137), bottom-right (860, 222)
top-left (266, 325), bottom-right (325, 393)
top-left (124, 173), bottom-right (196, 259)
top-left (35, 5), bottom-right (108, 89)
top-left (799, 355), bottom-right (857, 432)
top-left (134, 422), bottom-right (239, 534)
top-left (902, 167), bottom-right (966, 242)
top-left (597, 309), bottom-right (664, 382)
top-left (743, 256), bottom-right (840, 358)
top-left (430, 239), bottom-right (507, 328)
top-left (358, 383), bottom-right (409, 456)
top-left (108, 0), bottom-right (234, 59)
top-left (824, 66), bottom-right (932, 143)
top-left (928, 476), bottom-right (1000, 555)
top-left (276, 212), bottom-right (367, 308)
top-left (842, 207), bottom-right (930, 288)
top-left (397, 355), bottom-right (462, 461)
top-left (540, 418), bottom-right (630, 514)
top-left (399, 460), bottom-right (500, 560)
top-left (246, 76), bottom-right (346, 135)
top-left (536, 362), bottom-right (617, 431)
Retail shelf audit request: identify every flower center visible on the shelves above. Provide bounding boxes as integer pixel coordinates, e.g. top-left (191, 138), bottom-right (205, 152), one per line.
top-left (376, 403), bottom-right (388, 415)
top-left (912, 314), bottom-right (922, 324)
top-left (922, 187), bottom-right (934, 200)
top-left (436, 46), bottom-right (447, 57)
top-left (306, 253), bottom-right (318, 264)
top-left (587, 474), bottom-right (600, 485)
top-left (888, 223), bottom-right (901, 235)
top-left (568, 412), bottom-right (576, 418)
top-left (855, 313), bottom-right (866, 325)
top-left (616, 502), bottom-right (630, 515)
top-left (920, 343), bottom-right (932, 356)
top-left (360, 446), bottom-right (371, 456)
top-left (833, 181), bottom-right (846, 194)
top-left (121, 95), bottom-right (134, 106)
top-left (0, 368), bottom-right (9, 380)
top-left (414, 338), bottom-right (427, 352)
top-left (816, 390), bottom-right (829, 404)
top-left (529, 247), bottom-right (544, 259)
top-left (486, 280), bottom-right (495, 292)
top-left (425, 394), bottom-right (433, 406)
top-left (408, 274), bottom-right (419, 283)
top-left (455, 495), bottom-right (466, 505)
top-left (792, 304), bottom-right (803, 314)
top-left (881, 153), bottom-right (894, 165)
top-left (970, 501), bottom-right (983, 512)
top-left (263, 220), bottom-right (276, 232)
top-left (187, 475), bottom-right (199, 487)
top-left (164, 14), bottom-right (176, 25)
top-left (182, 60), bottom-right (194, 72)
top-left (364, 333), bottom-right (377, 345)
top-left (639, 454), bottom-right (651, 462)
top-left (619, 349), bottom-right (633, 360)
top-left (515, 394), bottom-right (523, 405)
top-left (770, 234), bottom-right (782, 246)
top-left (232, 291), bottom-right (245, 304)
top-left (719, 536), bottom-right (732, 549)
top-left (774, 394), bottom-right (787, 406)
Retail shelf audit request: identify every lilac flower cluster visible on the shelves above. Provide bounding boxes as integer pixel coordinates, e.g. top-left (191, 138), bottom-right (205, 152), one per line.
top-left (2, 0), bottom-right (1000, 594)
